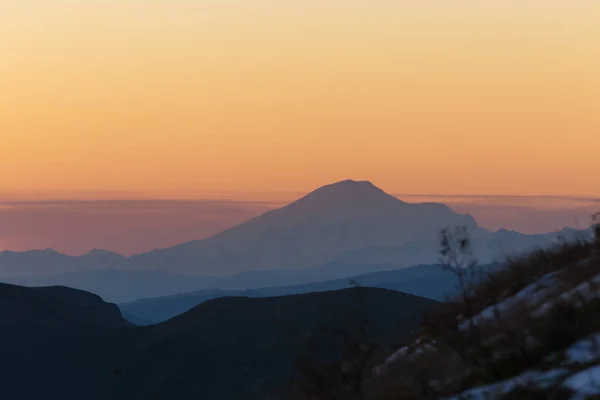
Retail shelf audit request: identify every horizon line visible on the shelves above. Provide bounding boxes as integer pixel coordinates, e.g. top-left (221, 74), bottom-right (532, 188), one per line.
top-left (1, 192), bottom-right (599, 204)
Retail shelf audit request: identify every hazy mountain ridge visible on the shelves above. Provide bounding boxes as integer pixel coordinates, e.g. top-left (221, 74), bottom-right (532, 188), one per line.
top-left (128, 180), bottom-right (483, 275)
top-left (335, 227), bottom-right (590, 265)
top-left (119, 263), bottom-right (466, 324)
top-left (0, 248), bottom-right (127, 278)
top-left (4, 269), bottom-right (217, 303)
top-left (3, 262), bottom-right (442, 303)
top-left (0, 180), bottom-right (589, 281)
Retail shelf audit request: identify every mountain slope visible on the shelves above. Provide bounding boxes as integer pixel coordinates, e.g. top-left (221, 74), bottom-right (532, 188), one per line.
top-left (368, 233), bottom-right (600, 399)
top-left (0, 284), bottom-right (435, 400)
top-left (129, 180), bottom-right (482, 275)
top-left (1, 181), bottom-right (587, 280)
top-left (110, 288), bottom-right (436, 400)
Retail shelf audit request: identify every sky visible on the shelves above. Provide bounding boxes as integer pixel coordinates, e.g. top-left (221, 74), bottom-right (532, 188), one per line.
top-left (1, 1), bottom-right (599, 253)
top-left (2, 0), bottom-right (600, 199)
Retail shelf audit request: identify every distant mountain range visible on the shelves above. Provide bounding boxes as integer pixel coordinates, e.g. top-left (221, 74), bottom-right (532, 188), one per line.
top-left (3, 262), bottom-right (453, 303)
top-left (0, 282), bottom-right (435, 400)
top-left (4, 269), bottom-right (215, 303)
top-left (1, 180), bottom-right (590, 283)
top-left (125, 180), bottom-right (483, 275)
top-left (119, 263), bottom-right (471, 324)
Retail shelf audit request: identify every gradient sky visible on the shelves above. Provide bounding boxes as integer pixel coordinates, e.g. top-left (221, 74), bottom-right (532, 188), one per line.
top-left (2, 0), bottom-right (599, 199)
top-left (1, 1), bottom-right (600, 254)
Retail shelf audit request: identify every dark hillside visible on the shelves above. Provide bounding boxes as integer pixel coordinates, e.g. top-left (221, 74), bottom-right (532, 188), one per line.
top-left (0, 283), bottom-right (128, 328)
top-left (0, 285), bottom-right (435, 400)
top-left (0, 283), bottom-right (131, 399)
top-left (111, 288), bottom-right (435, 400)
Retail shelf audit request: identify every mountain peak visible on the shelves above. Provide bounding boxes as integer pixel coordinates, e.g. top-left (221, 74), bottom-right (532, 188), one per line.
top-left (333, 179), bottom-right (376, 187)
top-left (325, 179), bottom-right (377, 189)
top-left (268, 179), bottom-right (407, 220)
top-left (129, 179), bottom-right (484, 275)
top-left (303, 180), bottom-right (398, 201)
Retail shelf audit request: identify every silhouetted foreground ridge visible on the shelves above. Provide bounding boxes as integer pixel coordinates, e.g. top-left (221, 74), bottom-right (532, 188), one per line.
top-left (0, 284), bottom-right (434, 400)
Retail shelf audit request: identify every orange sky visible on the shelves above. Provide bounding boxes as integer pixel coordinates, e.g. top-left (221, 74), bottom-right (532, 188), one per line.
top-left (1, 0), bottom-right (599, 200)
